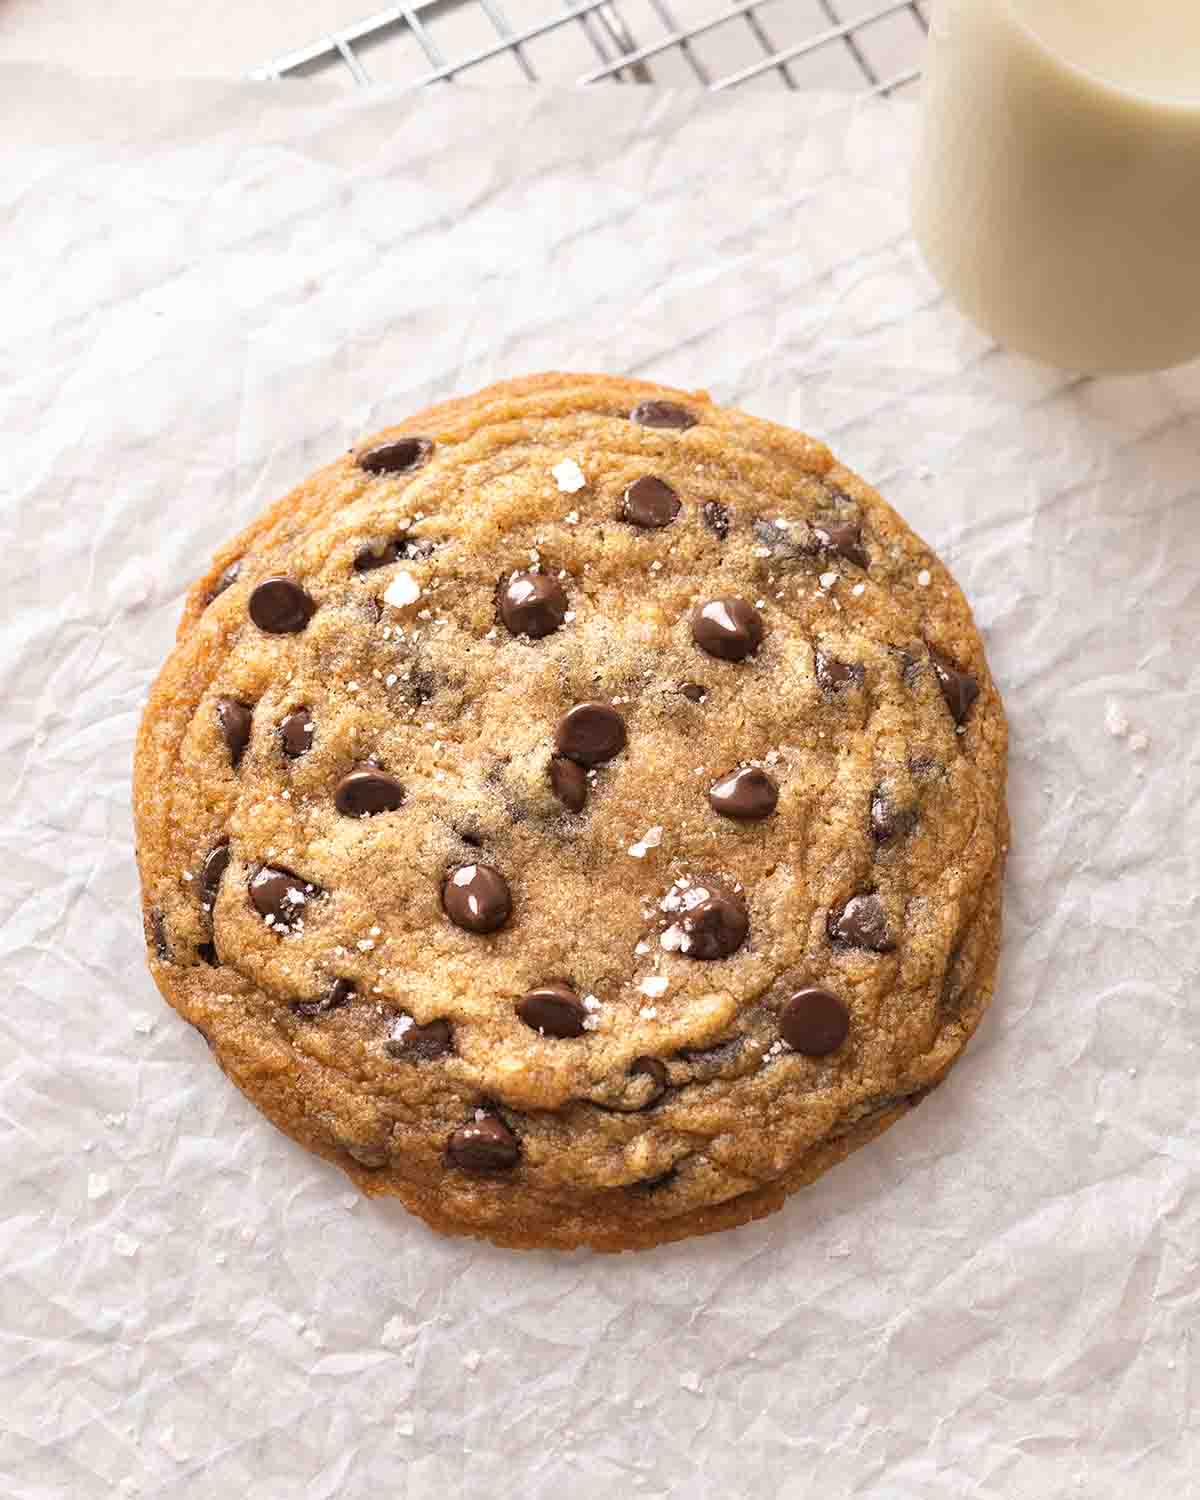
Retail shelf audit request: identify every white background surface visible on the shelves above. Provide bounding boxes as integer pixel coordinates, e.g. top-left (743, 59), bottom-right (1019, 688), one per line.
top-left (5, 65), bottom-right (1200, 1498)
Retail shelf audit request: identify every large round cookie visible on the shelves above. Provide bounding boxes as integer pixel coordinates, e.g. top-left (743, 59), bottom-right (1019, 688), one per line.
top-left (135, 373), bottom-right (1007, 1252)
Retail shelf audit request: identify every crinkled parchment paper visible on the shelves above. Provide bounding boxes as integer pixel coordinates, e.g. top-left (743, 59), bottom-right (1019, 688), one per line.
top-left (4, 64), bottom-right (1199, 1499)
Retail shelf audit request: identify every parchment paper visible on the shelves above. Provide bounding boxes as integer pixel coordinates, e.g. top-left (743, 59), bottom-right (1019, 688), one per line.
top-left (4, 64), bottom-right (1200, 1498)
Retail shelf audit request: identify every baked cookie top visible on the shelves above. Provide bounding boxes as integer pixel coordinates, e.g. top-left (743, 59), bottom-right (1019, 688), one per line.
top-left (134, 373), bottom-right (1007, 1251)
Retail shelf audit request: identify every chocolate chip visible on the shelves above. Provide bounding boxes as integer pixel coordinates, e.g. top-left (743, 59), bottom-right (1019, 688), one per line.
top-left (208, 559), bottom-right (241, 603)
top-left (680, 682), bottom-right (707, 703)
top-left (357, 436), bottom-right (434, 475)
top-left (448, 1114), bottom-right (520, 1172)
top-left (148, 908), bottom-right (169, 962)
top-left (442, 863), bottom-right (512, 934)
top-left (630, 399), bottom-right (696, 431)
top-left (815, 651), bottom-right (864, 694)
top-left (828, 894), bottom-right (894, 953)
top-left (291, 978), bottom-right (355, 1019)
top-left (708, 766), bottom-right (778, 821)
top-left (549, 755), bottom-right (588, 813)
top-left (197, 941), bottom-right (218, 967)
top-left (812, 520), bottom-right (869, 570)
top-left (518, 980), bottom-right (586, 1038)
top-left (335, 765), bottom-right (405, 817)
top-left (215, 697), bottom-right (252, 768)
top-left (248, 576), bottom-right (316, 634)
top-left (870, 792), bottom-right (915, 844)
top-left (780, 988), bottom-right (850, 1055)
top-left (691, 597), bottom-right (763, 662)
top-left (555, 702), bottom-right (626, 766)
top-left (630, 1056), bottom-right (669, 1107)
top-left (664, 879), bottom-right (749, 960)
top-left (279, 708), bottom-right (314, 758)
top-left (249, 865), bottom-right (321, 933)
top-left (622, 476), bottom-right (680, 529)
top-left (387, 1017), bottom-right (453, 1060)
top-left (200, 841), bottom-right (230, 906)
top-left (929, 647), bottom-right (979, 725)
top-left (498, 570), bottom-right (568, 639)
top-left (354, 539), bottom-right (401, 573)
top-left (703, 501), bottom-right (731, 539)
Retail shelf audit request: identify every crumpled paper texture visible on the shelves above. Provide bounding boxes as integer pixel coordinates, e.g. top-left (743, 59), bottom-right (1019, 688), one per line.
top-left (3, 64), bottom-right (1199, 1499)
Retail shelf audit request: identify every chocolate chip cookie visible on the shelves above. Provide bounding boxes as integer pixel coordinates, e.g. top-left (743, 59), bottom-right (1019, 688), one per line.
top-left (134, 373), bottom-right (1008, 1251)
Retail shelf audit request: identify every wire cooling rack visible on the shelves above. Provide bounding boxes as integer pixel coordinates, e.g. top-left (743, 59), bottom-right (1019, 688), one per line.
top-left (253, 0), bottom-right (928, 97)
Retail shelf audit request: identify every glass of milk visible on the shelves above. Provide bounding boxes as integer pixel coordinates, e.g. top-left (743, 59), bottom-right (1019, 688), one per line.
top-left (913, 0), bottom-right (1200, 373)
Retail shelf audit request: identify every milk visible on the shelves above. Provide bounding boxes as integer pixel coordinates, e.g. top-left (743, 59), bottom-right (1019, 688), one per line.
top-left (913, 0), bottom-right (1200, 373)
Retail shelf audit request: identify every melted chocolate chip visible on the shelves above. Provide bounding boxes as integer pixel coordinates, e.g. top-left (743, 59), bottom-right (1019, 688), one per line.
top-left (208, 559), bottom-right (241, 603)
top-left (498, 570), bottom-right (568, 639)
top-left (200, 841), bottom-right (230, 906)
top-left (680, 682), bottom-right (707, 703)
top-left (870, 792), bottom-right (916, 844)
top-left (442, 863), bottom-right (512, 934)
top-left (249, 865), bottom-right (321, 933)
top-left (708, 766), bottom-right (778, 821)
top-left (630, 1056), bottom-right (669, 1108)
top-left (827, 894), bottom-right (894, 953)
top-left (703, 500), bottom-right (731, 539)
top-left (291, 978), bottom-right (356, 1020)
top-left (691, 597), bottom-right (763, 662)
top-left (929, 647), bottom-right (979, 725)
top-left (622, 475), bottom-right (680, 529)
top-left (518, 980), bottom-right (586, 1038)
top-left (812, 520), bottom-right (869, 570)
top-left (780, 988), bottom-right (850, 1055)
top-left (448, 1114), bottom-right (520, 1172)
top-left (555, 702), bottom-right (626, 766)
top-left (357, 436), bottom-right (434, 475)
top-left (215, 697), bottom-right (252, 768)
top-left (665, 879), bottom-right (749, 960)
top-left (335, 765), bottom-right (405, 817)
top-left (387, 1017), bottom-right (453, 1060)
top-left (197, 942), bottom-right (218, 967)
top-left (630, 399), bottom-right (697, 431)
top-left (549, 755), bottom-right (588, 813)
top-left (248, 576), bottom-right (316, 634)
top-left (815, 651), bottom-right (864, 694)
top-left (279, 708), bottom-right (314, 758)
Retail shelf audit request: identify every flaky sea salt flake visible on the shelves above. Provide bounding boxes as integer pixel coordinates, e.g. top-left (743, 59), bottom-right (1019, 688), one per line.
top-left (553, 458), bottom-right (587, 493)
top-left (383, 571), bottom-right (421, 609)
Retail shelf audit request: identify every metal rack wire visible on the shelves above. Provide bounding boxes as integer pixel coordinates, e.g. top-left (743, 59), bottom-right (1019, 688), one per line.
top-left (253, 0), bottom-right (928, 98)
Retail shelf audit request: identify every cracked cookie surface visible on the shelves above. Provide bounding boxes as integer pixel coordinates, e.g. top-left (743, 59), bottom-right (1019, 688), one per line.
top-left (134, 372), bottom-right (1008, 1251)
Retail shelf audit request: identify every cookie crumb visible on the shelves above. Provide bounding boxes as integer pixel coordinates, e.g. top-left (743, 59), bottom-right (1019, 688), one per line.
top-left (87, 1172), bottom-right (110, 1201)
top-left (680, 1371), bottom-right (703, 1394)
top-left (1104, 699), bottom-right (1130, 738)
top-left (553, 458), bottom-right (587, 493)
top-left (462, 1349), bottom-right (483, 1372)
top-left (114, 1232), bottom-right (139, 1258)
